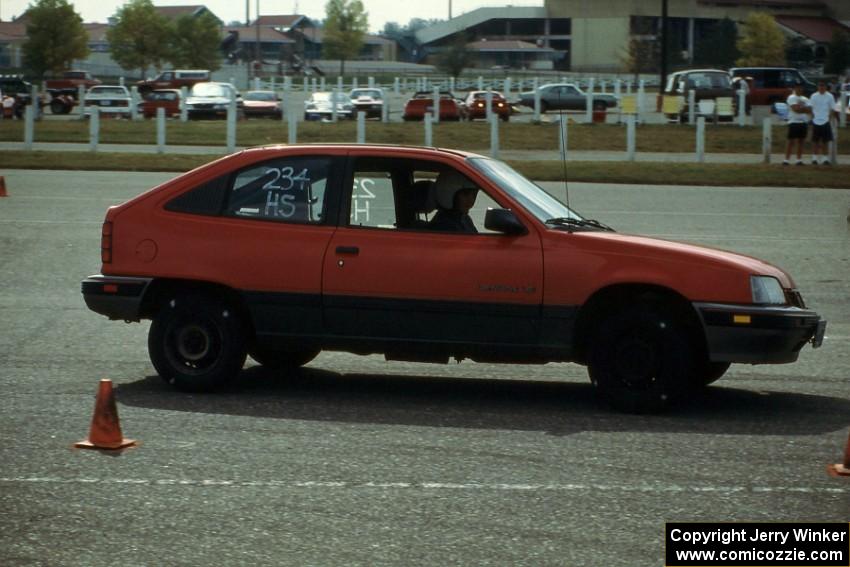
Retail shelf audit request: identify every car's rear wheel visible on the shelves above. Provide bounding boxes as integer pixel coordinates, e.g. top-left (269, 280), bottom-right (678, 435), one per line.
top-left (50, 99), bottom-right (68, 114)
top-left (250, 346), bottom-right (320, 370)
top-left (691, 361), bottom-right (731, 388)
top-left (149, 294), bottom-right (247, 392)
top-left (588, 305), bottom-right (695, 413)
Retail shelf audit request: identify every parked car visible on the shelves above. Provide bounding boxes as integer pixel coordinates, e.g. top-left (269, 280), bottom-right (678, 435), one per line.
top-left (729, 67), bottom-right (816, 107)
top-left (137, 69), bottom-right (210, 95)
top-left (0, 74), bottom-right (33, 118)
top-left (242, 90), bottom-right (283, 119)
top-left (464, 90), bottom-right (511, 121)
top-left (662, 69), bottom-right (737, 121)
top-left (80, 144), bottom-right (825, 413)
top-left (402, 91), bottom-right (467, 121)
top-left (349, 88), bottom-right (385, 119)
top-left (304, 91), bottom-right (353, 121)
top-left (138, 89), bottom-right (182, 119)
top-left (185, 82), bottom-right (242, 120)
top-left (518, 83), bottom-right (618, 113)
top-left (84, 85), bottom-right (132, 118)
top-left (44, 70), bottom-right (101, 114)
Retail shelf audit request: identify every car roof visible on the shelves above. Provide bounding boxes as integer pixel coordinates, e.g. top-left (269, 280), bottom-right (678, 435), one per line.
top-left (671, 69), bottom-right (729, 75)
top-left (243, 143), bottom-right (484, 160)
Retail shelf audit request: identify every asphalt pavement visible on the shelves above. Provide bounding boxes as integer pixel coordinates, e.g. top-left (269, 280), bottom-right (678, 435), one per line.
top-left (0, 170), bottom-right (848, 566)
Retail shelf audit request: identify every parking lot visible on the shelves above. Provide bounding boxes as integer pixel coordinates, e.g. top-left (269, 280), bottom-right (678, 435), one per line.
top-left (0, 169), bottom-right (848, 566)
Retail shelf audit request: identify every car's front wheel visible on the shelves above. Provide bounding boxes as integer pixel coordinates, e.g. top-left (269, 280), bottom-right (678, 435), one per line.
top-left (250, 346), bottom-right (320, 370)
top-left (148, 293), bottom-right (248, 392)
top-left (588, 305), bottom-right (695, 413)
top-left (691, 361), bottom-right (731, 388)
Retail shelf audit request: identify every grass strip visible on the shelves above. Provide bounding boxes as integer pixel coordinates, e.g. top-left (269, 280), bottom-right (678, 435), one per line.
top-left (2, 150), bottom-right (848, 189)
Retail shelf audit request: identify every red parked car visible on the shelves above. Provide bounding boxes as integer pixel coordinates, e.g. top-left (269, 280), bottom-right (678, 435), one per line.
top-left (464, 90), bottom-right (511, 121)
top-left (138, 89), bottom-right (182, 118)
top-left (243, 90), bottom-right (283, 118)
top-left (402, 91), bottom-right (467, 121)
top-left (81, 144), bottom-right (824, 412)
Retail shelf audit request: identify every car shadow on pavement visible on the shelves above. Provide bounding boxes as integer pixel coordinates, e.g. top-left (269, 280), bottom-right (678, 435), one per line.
top-left (113, 365), bottom-right (850, 438)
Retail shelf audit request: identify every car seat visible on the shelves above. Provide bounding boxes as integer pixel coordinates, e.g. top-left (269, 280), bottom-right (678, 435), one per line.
top-left (409, 180), bottom-right (436, 228)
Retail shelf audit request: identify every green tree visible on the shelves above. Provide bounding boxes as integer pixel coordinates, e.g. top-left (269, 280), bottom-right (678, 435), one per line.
top-left (436, 35), bottom-right (474, 80)
top-left (106, 0), bottom-right (171, 78)
top-left (621, 18), bottom-right (658, 79)
top-left (170, 13), bottom-right (223, 71)
top-left (824, 30), bottom-right (850, 76)
top-left (322, 0), bottom-right (369, 75)
top-left (736, 12), bottom-right (786, 66)
top-left (21, 0), bottom-right (89, 78)
top-left (694, 18), bottom-right (739, 68)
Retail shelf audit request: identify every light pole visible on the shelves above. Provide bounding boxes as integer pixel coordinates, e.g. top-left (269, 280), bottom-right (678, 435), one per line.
top-left (660, 0), bottom-right (669, 93)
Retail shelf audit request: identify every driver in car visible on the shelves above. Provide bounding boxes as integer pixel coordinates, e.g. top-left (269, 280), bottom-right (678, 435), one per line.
top-left (429, 170), bottom-right (479, 233)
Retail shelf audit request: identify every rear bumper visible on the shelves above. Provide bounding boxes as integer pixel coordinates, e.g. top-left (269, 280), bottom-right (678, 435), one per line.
top-left (694, 302), bottom-right (825, 364)
top-left (81, 274), bottom-right (152, 321)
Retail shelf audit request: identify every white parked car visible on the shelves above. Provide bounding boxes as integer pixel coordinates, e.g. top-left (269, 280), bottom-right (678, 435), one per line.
top-left (84, 85), bottom-right (132, 117)
top-left (185, 82), bottom-right (243, 119)
top-left (348, 88), bottom-right (384, 119)
top-left (304, 91), bottom-right (353, 121)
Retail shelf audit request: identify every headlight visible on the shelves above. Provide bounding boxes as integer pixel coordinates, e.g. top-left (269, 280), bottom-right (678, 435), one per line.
top-left (751, 276), bottom-right (786, 305)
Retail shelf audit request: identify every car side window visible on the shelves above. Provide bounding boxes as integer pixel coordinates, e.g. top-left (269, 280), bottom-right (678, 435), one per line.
top-left (226, 157), bottom-right (329, 224)
top-left (350, 170), bottom-right (396, 228)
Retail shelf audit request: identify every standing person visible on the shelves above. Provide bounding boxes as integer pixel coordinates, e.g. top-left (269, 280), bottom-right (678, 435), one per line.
top-left (783, 82), bottom-right (810, 166)
top-left (809, 80), bottom-right (837, 165)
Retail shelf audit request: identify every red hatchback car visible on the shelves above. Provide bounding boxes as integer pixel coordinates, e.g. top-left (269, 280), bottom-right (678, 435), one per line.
top-left (81, 145), bottom-right (824, 412)
top-left (402, 91), bottom-right (466, 121)
top-left (464, 90), bottom-right (511, 121)
top-left (138, 89), bottom-right (182, 118)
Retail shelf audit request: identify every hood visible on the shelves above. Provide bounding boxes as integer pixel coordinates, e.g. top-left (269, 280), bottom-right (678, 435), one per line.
top-left (187, 96), bottom-right (231, 104)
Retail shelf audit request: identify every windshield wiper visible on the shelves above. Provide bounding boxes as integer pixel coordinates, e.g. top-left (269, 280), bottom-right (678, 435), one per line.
top-left (545, 217), bottom-right (614, 232)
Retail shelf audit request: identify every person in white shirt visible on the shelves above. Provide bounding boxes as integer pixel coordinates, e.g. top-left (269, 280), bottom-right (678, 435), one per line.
top-left (783, 83), bottom-right (810, 166)
top-left (809, 80), bottom-right (837, 165)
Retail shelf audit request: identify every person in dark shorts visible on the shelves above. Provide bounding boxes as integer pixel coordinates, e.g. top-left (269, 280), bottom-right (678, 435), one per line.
top-left (783, 83), bottom-right (810, 166)
top-left (809, 81), bottom-right (837, 165)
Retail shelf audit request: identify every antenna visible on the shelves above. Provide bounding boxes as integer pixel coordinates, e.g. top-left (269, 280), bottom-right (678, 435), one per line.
top-left (558, 91), bottom-right (570, 211)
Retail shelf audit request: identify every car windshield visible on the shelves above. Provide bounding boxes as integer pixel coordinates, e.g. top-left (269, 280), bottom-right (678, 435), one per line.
top-left (245, 91), bottom-right (276, 101)
top-left (91, 87), bottom-right (127, 95)
top-left (192, 83), bottom-right (230, 97)
top-left (687, 73), bottom-right (732, 89)
top-left (351, 89), bottom-right (382, 99)
top-left (467, 157), bottom-right (583, 223)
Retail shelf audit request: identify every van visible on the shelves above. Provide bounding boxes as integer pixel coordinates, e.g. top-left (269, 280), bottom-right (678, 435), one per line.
top-left (729, 67), bottom-right (816, 107)
top-left (137, 70), bottom-right (210, 94)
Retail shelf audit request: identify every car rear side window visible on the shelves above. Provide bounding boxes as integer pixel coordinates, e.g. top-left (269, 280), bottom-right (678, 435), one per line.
top-left (165, 175), bottom-right (228, 216)
top-left (226, 157), bottom-right (330, 224)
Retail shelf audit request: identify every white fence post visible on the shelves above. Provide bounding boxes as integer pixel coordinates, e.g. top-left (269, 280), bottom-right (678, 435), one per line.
top-left (226, 95), bottom-right (236, 153)
top-left (352, 77), bottom-right (358, 90)
top-left (762, 117), bottom-right (772, 164)
top-left (490, 115), bottom-right (499, 159)
top-left (533, 85), bottom-right (541, 122)
top-left (368, 76), bottom-right (375, 88)
top-left (357, 111), bottom-right (366, 143)
top-left (77, 85), bottom-right (86, 119)
top-left (156, 107), bottom-right (166, 154)
top-left (558, 115), bottom-right (568, 160)
top-left (89, 107), bottom-right (99, 152)
top-left (381, 98), bottom-right (389, 123)
top-left (424, 112), bottom-right (433, 146)
top-left (320, 77), bottom-right (326, 91)
top-left (130, 86), bottom-right (139, 121)
top-left (432, 86), bottom-right (440, 124)
top-left (637, 80), bottom-right (645, 120)
top-left (478, 76), bottom-right (484, 90)
top-left (287, 104), bottom-right (297, 144)
top-left (332, 87), bottom-right (339, 122)
top-left (253, 77), bottom-right (261, 90)
top-left (30, 85), bottom-right (39, 121)
top-left (626, 114), bottom-right (636, 161)
top-left (24, 104), bottom-right (34, 150)
top-left (485, 90), bottom-right (493, 121)
top-left (504, 77), bottom-right (512, 98)
top-left (585, 78), bottom-right (595, 123)
top-left (394, 77), bottom-right (400, 95)
top-left (180, 86), bottom-right (188, 122)
top-left (696, 116), bottom-right (706, 162)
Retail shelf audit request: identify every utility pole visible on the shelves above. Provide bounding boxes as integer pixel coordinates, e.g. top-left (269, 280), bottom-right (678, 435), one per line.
top-left (660, 0), bottom-right (669, 92)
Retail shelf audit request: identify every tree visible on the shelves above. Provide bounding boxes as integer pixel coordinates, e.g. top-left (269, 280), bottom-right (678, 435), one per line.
top-left (436, 35), bottom-right (474, 80)
top-left (106, 0), bottom-right (172, 78)
top-left (322, 0), bottom-right (368, 76)
top-left (694, 18), bottom-right (739, 68)
top-left (824, 30), bottom-right (850, 76)
top-left (170, 13), bottom-right (223, 71)
top-left (621, 18), bottom-right (658, 80)
top-left (736, 12), bottom-right (786, 67)
top-left (21, 0), bottom-right (89, 78)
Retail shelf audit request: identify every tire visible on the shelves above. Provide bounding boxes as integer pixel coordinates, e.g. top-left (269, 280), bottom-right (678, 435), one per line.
top-left (691, 361), bottom-right (731, 388)
top-left (250, 346), bottom-right (320, 370)
top-left (500, 113), bottom-right (510, 122)
top-left (588, 305), bottom-right (695, 413)
top-left (148, 294), bottom-right (248, 392)
top-left (50, 99), bottom-right (67, 115)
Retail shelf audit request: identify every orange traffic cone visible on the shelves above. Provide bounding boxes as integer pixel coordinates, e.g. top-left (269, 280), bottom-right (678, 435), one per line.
top-left (74, 379), bottom-right (137, 451)
top-left (0, 176), bottom-right (7, 197)
top-left (827, 430), bottom-right (850, 478)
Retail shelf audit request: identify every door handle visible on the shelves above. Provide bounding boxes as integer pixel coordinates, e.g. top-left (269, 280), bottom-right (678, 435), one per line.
top-left (335, 246), bottom-right (359, 255)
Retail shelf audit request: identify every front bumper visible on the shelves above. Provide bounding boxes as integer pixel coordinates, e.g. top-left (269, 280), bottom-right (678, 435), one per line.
top-left (81, 274), bottom-right (152, 321)
top-left (695, 302), bottom-right (825, 364)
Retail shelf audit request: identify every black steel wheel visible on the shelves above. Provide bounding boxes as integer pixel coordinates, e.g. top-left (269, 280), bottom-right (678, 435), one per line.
top-left (148, 294), bottom-right (247, 392)
top-left (249, 346), bottom-right (320, 370)
top-left (588, 306), bottom-right (695, 413)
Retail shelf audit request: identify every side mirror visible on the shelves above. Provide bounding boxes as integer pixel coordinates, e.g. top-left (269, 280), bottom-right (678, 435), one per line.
top-left (484, 208), bottom-right (526, 235)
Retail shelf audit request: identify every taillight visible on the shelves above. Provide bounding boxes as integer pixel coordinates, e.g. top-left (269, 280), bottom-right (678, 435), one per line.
top-left (101, 221), bottom-right (113, 264)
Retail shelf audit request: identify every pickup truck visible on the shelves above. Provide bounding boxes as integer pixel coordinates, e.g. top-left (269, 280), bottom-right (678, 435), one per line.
top-left (45, 70), bottom-right (101, 114)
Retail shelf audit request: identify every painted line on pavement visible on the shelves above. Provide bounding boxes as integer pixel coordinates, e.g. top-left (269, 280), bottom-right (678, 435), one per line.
top-left (0, 477), bottom-right (846, 495)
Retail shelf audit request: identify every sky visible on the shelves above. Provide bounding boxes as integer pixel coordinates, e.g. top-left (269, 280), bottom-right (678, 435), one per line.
top-left (1, 0), bottom-right (542, 33)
